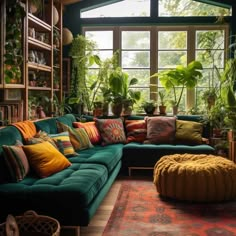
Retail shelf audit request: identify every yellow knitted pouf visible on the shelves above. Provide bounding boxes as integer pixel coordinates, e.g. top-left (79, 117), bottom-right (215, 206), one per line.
top-left (153, 154), bottom-right (236, 202)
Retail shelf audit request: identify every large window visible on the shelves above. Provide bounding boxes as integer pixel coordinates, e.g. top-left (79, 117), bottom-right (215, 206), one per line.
top-left (81, 0), bottom-right (150, 18)
top-left (157, 30), bottom-right (188, 113)
top-left (84, 25), bottom-right (228, 113)
top-left (121, 30), bottom-right (151, 105)
top-left (159, 0), bottom-right (231, 16)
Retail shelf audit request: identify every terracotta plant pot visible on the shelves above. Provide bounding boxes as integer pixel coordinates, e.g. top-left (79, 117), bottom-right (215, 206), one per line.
top-left (112, 103), bottom-right (123, 117)
top-left (159, 105), bottom-right (166, 115)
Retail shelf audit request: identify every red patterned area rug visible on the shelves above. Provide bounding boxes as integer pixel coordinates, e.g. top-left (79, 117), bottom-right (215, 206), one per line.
top-left (102, 178), bottom-right (236, 236)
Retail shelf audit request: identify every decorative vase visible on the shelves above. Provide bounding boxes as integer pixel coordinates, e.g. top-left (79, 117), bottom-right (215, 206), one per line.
top-left (53, 6), bottom-right (59, 25)
top-left (63, 28), bottom-right (73, 45)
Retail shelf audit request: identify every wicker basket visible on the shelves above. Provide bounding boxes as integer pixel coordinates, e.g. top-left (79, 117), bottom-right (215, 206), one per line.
top-left (0, 211), bottom-right (60, 236)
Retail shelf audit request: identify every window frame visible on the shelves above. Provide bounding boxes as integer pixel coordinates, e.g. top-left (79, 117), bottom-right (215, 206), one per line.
top-left (83, 24), bottom-right (229, 113)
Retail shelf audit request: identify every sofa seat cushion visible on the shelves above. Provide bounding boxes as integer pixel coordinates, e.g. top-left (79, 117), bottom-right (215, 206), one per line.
top-left (0, 163), bottom-right (108, 208)
top-left (122, 142), bottom-right (215, 168)
top-left (69, 144), bottom-right (123, 174)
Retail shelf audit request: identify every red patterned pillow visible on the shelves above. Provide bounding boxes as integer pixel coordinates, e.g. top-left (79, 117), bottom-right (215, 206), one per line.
top-left (125, 120), bottom-right (147, 143)
top-left (145, 116), bottom-right (176, 144)
top-left (95, 118), bottom-right (126, 145)
top-left (73, 121), bottom-right (101, 145)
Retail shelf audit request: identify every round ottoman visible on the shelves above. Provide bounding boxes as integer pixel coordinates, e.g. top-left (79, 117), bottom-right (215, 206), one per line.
top-left (153, 154), bottom-right (236, 202)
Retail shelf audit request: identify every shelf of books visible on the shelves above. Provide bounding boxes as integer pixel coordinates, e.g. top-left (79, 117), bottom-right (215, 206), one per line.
top-left (0, 101), bottom-right (23, 126)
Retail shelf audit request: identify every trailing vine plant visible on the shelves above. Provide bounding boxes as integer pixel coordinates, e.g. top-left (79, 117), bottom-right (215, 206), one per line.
top-left (4, 0), bottom-right (25, 83)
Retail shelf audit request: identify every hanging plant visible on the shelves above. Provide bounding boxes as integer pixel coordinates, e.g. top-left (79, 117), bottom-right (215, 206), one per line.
top-left (68, 34), bottom-right (97, 112)
top-left (4, 0), bottom-right (25, 84)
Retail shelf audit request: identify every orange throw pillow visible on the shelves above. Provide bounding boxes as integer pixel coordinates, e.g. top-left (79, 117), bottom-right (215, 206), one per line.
top-left (73, 121), bottom-right (101, 145)
top-left (125, 120), bottom-right (147, 143)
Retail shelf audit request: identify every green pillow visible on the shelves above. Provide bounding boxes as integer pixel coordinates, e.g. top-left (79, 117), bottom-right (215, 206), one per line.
top-left (175, 120), bottom-right (203, 145)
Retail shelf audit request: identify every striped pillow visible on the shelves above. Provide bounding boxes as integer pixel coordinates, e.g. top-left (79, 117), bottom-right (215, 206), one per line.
top-left (68, 127), bottom-right (93, 150)
top-left (25, 131), bottom-right (57, 148)
top-left (125, 120), bottom-right (147, 143)
top-left (2, 145), bottom-right (30, 182)
top-left (49, 132), bottom-right (77, 157)
top-left (73, 121), bottom-right (101, 144)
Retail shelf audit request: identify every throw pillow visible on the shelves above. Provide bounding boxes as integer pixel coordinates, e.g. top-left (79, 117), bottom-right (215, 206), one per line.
top-left (145, 116), bottom-right (176, 144)
top-left (49, 132), bottom-right (78, 157)
top-left (25, 130), bottom-right (57, 148)
top-left (125, 120), bottom-right (147, 143)
top-left (56, 121), bottom-right (69, 133)
top-left (73, 121), bottom-right (102, 145)
top-left (175, 120), bottom-right (203, 145)
top-left (2, 145), bottom-right (30, 182)
top-left (22, 141), bottom-right (71, 178)
top-left (68, 127), bottom-right (93, 150)
top-left (95, 118), bottom-right (126, 145)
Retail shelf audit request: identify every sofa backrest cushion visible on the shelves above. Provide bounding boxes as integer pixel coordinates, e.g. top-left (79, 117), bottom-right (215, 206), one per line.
top-left (56, 114), bottom-right (76, 128)
top-left (34, 114), bottom-right (76, 134)
top-left (35, 117), bottom-right (58, 134)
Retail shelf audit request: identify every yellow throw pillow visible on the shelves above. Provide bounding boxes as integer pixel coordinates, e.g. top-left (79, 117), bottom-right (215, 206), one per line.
top-left (22, 141), bottom-right (71, 178)
top-left (175, 120), bottom-right (203, 145)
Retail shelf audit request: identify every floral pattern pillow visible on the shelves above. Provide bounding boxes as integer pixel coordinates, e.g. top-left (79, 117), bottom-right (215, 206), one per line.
top-left (95, 118), bottom-right (126, 145)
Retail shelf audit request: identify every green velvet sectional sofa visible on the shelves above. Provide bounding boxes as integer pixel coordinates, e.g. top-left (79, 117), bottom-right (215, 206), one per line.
top-left (0, 113), bottom-right (215, 228)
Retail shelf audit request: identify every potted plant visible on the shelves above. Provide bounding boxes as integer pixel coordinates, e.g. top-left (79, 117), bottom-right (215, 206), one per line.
top-left (142, 100), bottom-right (157, 115)
top-left (151, 60), bottom-right (203, 114)
top-left (219, 58), bottom-right (236, 140)
top-left (203, 88), bottom-right (218, 110)
top-left (108, 67), bottom-right (141, 116)
top-left (158, 90), bottom-right (167, 115)
top-left (53, 93), bottom-right (72, 116)
top-left (68, 34), bottom-right (97, 115)
top-left (89, 51), bottom-right (119, 115)
top-left (206, 99), bottom-right (226, 138)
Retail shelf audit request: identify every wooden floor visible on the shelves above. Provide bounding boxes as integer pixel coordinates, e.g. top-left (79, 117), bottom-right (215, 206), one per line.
top-left (81, 181), bottom-right (121, 236)
top-left (61, 180), bottom-right (122, 236)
